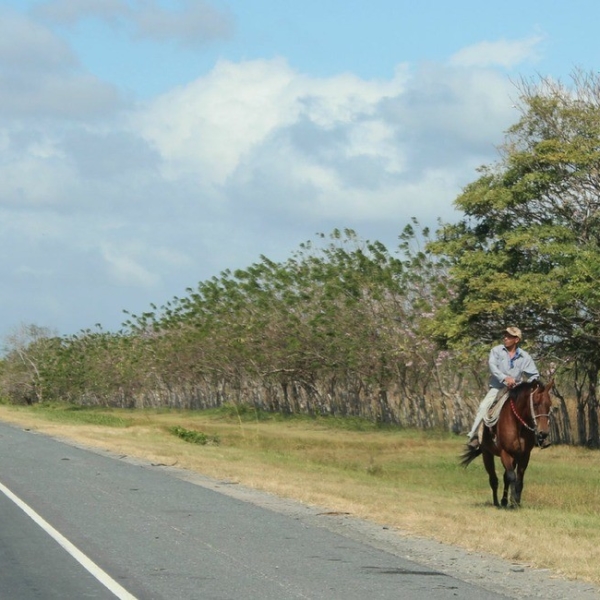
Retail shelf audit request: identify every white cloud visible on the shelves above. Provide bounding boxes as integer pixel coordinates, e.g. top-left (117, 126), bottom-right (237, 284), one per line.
top-left (136, 59), bottom-right (409, 186)
top-left (134, 0), bottom-right (234, 45)
top-left (0, 9), bottom-right (75, 69)
top-left (135, 58), bottom-right (300, 183)
top-left (2, 51), bottom-right (520, 230)
top-left (33, 0), bottom-right (128, 24)
top-left (35, 0), bottom-right (234, 46)
top-left (102, 245), bottom-right (161, 288)
top-left (135, 57), bottom-right (513, 225)
top-left (0, 23), bottom-right (540, 336)
top-left (0, 73), bottom-right (121, 119)
top-left (0, 9), bottom-right (122, 119)
top-left (449, 34), bottom-right (545, 69)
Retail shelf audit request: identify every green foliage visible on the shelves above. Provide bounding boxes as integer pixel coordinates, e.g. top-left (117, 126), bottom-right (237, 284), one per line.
top-left (429, 70), bottom-right (600, 446)
top-left (210, 404), bottom-right (399, 431)
top-left (29, 403), bottom-right (131, 427)
top-left (0, 225), bottom-right (467, 431)
top-left (431, 72), bottom-right (600, 353)
top-left (169, 425), bottom-right (220, 445)
top-left (116, 226), bottom-right (458, 421)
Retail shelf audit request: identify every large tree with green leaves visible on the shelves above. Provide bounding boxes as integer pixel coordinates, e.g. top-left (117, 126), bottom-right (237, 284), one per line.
top-left (430, 70), bottom-right (600, 446)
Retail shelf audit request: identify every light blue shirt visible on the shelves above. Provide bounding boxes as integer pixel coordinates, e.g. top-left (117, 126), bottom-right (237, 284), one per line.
top-left (488, 344), bottom-right (539, 389)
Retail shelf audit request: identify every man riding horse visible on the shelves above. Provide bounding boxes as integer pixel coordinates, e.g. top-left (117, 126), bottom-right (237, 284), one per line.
top-left (467, 326), bottom-right (552, 450)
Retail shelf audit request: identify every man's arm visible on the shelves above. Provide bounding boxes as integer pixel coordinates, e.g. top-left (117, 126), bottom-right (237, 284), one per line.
top-left (521, 351), bottom-right (540, 381)
top-left (488, 347), bottom-right (509, 386)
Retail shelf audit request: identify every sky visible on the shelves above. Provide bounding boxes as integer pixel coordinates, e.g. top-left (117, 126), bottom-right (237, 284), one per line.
top-left (1, 0), bottom-right (598, 341)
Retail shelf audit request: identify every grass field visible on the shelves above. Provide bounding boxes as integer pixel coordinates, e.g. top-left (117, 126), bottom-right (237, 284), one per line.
top-left (0, 402), bottom-right (599, 585)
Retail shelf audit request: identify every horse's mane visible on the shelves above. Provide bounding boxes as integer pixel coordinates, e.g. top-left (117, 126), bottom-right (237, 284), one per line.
top-left (508, 379), bottom-right (547, 402)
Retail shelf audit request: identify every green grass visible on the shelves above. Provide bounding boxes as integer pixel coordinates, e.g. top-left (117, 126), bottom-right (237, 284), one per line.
top-left (207, 402), bottom-right (402, 431)
top-left (26, 402), bottom-right (132, 427)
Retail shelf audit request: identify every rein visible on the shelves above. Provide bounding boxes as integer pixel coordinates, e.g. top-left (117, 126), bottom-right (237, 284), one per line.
top-left (510, 397), bottom-right (535, 432)
top-left (510, 389), bottom-right (552, 433)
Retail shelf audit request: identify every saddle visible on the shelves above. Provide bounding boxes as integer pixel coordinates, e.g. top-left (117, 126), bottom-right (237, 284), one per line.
top-left (477, 389), bottom-right (510, 443)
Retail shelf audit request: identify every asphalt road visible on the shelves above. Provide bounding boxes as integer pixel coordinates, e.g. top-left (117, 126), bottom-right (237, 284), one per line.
top-left (0, 421), bottom-right (550, 599)
top-left (0, 490), bottom-right (118, 599)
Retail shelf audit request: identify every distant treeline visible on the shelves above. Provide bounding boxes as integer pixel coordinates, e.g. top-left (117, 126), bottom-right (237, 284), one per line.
top-left (0, 228), bottom-right (591, 445)
top-left (6, 72), bottom-right (600, 446)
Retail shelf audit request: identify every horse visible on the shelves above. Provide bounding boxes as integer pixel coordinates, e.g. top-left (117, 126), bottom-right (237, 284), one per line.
top-left (461, 379), bottom-right (554, 507)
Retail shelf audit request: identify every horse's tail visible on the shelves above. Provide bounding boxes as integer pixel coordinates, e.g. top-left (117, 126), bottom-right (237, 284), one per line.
top-left (460, 444), bottom-right (481, 467)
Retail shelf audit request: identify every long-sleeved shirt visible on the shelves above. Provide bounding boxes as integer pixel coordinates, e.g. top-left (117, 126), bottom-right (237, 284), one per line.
top-left (488, 344), bottom-right (539, 389)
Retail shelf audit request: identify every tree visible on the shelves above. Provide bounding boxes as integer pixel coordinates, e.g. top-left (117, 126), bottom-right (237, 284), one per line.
top-left (118, 227), bottom-right (468, 425)
top-left (430, 70), bottom-right (600, 446)
top-left (1, 324), bottom-right (57, 404)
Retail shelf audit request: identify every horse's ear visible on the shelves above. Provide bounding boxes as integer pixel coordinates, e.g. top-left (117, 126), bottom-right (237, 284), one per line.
top-left (545, 377), bottom-right (555, 391)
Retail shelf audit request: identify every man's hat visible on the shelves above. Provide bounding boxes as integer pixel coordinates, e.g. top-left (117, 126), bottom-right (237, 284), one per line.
top-left (504, 326), bottom-right (522, 340)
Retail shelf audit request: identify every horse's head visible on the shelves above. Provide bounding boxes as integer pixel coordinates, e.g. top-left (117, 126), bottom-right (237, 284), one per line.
top-left (529, 378), bottom-right (554, 446)
top-left (509, 379), bottom-right (554, 446)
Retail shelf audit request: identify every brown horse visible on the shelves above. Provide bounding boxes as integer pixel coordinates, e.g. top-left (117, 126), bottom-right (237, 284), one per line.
top-left (461, 379), bottom-right (554, 507)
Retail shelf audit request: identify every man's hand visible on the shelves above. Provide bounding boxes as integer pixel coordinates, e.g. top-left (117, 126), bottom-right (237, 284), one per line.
top-left (504, 377), bottom-right (517, 388)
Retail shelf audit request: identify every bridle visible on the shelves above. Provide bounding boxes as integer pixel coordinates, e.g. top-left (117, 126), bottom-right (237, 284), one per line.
top-left (510, 385), bottom-right (552, 443)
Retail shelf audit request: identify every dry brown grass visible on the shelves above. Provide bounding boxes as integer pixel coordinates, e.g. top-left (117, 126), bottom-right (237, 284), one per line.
top-left (0, 404), bottom-right (599, 585)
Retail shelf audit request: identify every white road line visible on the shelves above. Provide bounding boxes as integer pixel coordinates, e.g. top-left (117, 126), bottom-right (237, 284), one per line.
top-left (0, 480), bottom-right (138, 600)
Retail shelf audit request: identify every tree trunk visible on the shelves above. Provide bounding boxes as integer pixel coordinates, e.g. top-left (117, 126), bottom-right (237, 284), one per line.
top-left (550, 385), bottom-right (572, 445)
top-left (587, 367), bottom-right (600, 448)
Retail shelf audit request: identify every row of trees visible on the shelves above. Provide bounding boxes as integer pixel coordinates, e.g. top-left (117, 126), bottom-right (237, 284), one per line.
top-left (1, 228), bottom-right (479, 430)
top-left (2, 71), bottom-right (600, 446)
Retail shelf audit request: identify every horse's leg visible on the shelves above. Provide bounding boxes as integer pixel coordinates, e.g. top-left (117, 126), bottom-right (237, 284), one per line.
top-left (481, 450), bottom-right (499, 507)
top-left (500, 451), bottom-right (517, 507)
top-left (513, 452), bottom-right (531, 506)
top-left (481, 450), bottom-right (500, 506)
top-left (501, 469), bottom-right (510, 507)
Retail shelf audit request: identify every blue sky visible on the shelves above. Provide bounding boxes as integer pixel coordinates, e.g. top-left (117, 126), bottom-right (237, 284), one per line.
top-left (1, 0), bottom-right (598, 342)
